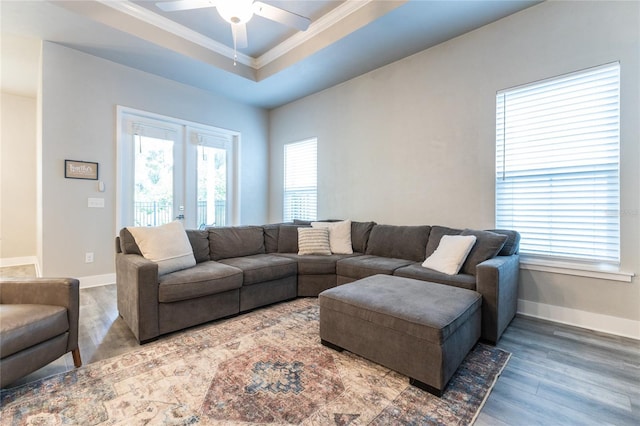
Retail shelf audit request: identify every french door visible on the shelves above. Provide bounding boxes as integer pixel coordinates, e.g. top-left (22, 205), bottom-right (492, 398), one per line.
top-left (117, 107), bottom-right (237, 231)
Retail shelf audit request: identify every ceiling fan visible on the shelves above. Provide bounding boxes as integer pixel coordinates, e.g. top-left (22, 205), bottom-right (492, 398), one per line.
top-left (156, 0), bottom-right (311, 54)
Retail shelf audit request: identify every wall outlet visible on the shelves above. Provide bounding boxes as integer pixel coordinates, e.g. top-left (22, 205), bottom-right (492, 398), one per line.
top-left (85, 252), bottom-right (94, 263)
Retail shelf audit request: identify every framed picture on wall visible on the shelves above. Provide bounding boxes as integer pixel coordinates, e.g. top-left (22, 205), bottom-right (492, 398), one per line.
top-left (65, 160), bottom-right (98, 180)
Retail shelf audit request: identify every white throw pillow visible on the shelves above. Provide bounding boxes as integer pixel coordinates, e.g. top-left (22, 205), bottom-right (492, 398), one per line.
top-left (421, 235), bottom-right (477, 275)
top-left (311, 220), bottom-right (353, 254)
top-left (127, 221), bottom-right (196, 275)
top-left (298, 227), bottom-right (332, 255)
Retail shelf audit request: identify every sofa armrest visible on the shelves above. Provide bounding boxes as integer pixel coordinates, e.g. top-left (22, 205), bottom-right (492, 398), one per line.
top-left (0, 278), bottom-right (80, 352)
top-left (476, 254), bottom-right (520, 344)
top-left (116, 252), bottom-right (160, 343)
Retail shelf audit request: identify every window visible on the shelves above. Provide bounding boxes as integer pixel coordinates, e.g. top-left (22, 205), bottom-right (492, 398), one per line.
top-left (284, 138), bottom-right (317, 222)
top-left (496, 62), bottom-right (620, 265)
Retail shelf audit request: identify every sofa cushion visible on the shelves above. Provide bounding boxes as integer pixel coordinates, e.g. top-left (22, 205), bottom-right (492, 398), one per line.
top-left (263, 224), bottom-right (281, 253)
top-left (119, 228), bottom-right (142, 255)
top-left (209, 226), bottom-right (265, 261)
top-left (311, 220), bottom-right (353, 254)
top-left (425, 226), bottom-right (463, 258)
top-left (487, 229), bottom-right (521, 256)
top-left (277, 225), bottom-right (308, 253)
top-left (276, 253), bottom-right (360, 275)
top-left (365, 225), bottom-right (431, 262)
top-left (422, 235), bottom-right (477, 275)
top-left (127, 221), bottom-right (196, 275)
top-left (186, 229), bottom-right (210, 263)
top-left (298, 227), bottom-right (332, 255)
top-left (351, 221), bottom-right (375, 253)
top-left (158, 261), bottom-right (242, 303)
top-left (394, 264), bottom-right (477, 291)
top-left (219, 254), bottom-right (297, 286)
top-left (460, 229), bottom-right (508, 275)
top-left (158, 261), bottom-right (243, 303)
top-left (337, 255), bottom-right (414, 280)
top-left (0, 304), bottom-right (69, 358)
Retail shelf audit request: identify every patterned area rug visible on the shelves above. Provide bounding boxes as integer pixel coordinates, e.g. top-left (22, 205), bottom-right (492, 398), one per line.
top-left (0, 298), bottom-right (510, 425)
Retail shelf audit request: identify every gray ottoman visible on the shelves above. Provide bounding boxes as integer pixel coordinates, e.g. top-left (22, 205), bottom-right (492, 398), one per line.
top-left (319, 274), bottom-right (481, 396)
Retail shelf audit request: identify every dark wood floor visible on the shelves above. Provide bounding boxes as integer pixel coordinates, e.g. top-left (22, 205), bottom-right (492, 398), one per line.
top-left (8, 285), bottom-right (640, 425)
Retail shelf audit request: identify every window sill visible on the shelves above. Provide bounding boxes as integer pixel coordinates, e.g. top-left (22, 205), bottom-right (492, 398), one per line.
top-left (519, 257), bottom-right (634, 283)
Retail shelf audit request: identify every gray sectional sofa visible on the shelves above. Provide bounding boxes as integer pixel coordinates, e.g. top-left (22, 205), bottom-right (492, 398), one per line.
top-left (115, 221), bottom-right (519, 344)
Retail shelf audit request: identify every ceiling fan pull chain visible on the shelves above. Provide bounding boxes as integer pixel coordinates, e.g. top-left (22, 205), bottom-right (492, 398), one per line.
top-left (232, 25), bottom-right (237, 66)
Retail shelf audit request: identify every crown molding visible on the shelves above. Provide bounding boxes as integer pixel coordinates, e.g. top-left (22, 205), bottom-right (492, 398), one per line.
top-left (99, 0), bottom-right (373, 72)
top-left (99, 0), bottom-right (254, 67)
top-left (255, 0), bottom-right (372, 69)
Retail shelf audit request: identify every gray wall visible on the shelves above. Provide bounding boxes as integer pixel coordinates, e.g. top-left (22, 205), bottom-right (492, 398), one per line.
top-left (269, 2), bottom-right (640, 327)
top-left (40, 42), bottom-right (269, 278)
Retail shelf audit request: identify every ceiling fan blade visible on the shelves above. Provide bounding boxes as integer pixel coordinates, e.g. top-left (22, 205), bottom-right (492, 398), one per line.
top-left (232, 23), bottom-right (248, 49)
top-left (156, 0), bottom-right (217, 12)
top-left (252, 1), bottom-right (310, 31)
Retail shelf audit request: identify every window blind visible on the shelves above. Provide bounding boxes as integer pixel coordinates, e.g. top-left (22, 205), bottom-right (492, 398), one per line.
top-left (496, 62), bottom-right (620, 264)
top-left (189, 129), bottom-right (232, 148)
top-left (127, 120), bottom-right (178, 140)
top-left (284, 139), bottom-right (317, 222)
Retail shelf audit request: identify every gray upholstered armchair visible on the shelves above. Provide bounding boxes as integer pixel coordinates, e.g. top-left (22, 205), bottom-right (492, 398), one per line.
top-left (0, 278), bottom-right (82, 388)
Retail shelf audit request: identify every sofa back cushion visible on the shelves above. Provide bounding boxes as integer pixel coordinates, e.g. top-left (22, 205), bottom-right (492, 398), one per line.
top-left (263, 224), bottom-right (281, 253)
top-left (351, 221), bottom-right (376, 253)
top-left (209, 226), bottom-right (265, 260)
top-left (365, 225), bottom-right (431, 262)
top-left (487, 229), bottom-right (521, 256)
top-left (277, 225), bottom-right (308, 253)
top-left (425, 226), bottom-right (463, 258)
top-left (186, 229), bottom-right (210, 263)
top-left (459, 229), bottom-right (508, 275)
top-left (119, 228), bottom-right (142, 255)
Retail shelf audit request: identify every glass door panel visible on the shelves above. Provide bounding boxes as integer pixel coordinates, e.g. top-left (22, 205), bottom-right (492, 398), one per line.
top-left (133, 135), bottom-right (175, 227)
top-left (197, 145), bottom-right (227, 228)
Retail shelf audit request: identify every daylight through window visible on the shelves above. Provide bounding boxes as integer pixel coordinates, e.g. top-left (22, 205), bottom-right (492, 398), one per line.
top-left (284, 138), bottom-right (317, 222)
top-left (496, 62), bottom-right (620, 265)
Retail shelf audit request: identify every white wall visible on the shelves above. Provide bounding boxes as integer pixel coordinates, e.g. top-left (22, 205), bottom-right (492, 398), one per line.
top-left (40, 42), bottom-right (269, 281)
top-left (269, 1), bottom-right (640, 335)
top-left (0, 92), bottom-right (37, 259)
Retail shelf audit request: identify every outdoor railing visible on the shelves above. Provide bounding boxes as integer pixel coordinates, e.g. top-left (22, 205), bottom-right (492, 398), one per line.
top-left (134, 200), bottom-right (225, 228)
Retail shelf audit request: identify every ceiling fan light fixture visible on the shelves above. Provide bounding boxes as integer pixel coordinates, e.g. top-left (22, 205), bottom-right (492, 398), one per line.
top-left (216, 0), bottom-right (254, 25)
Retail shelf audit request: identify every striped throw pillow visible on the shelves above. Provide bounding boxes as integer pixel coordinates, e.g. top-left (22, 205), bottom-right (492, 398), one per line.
top-left (297, 227), bottom-right (331, 255)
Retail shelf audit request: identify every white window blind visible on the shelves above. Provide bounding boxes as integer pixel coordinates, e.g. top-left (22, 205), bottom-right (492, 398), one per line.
top-left (496, 62), bottom-right (620, 265)
top-left (284, 139), bottom-right (317, 222)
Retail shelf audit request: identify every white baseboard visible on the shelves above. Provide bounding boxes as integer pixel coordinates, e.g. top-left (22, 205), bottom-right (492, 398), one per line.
top-left (0, 256), bottom-right (41, 276)
top-left (518, 299), bottom-right (640, 341)
top-left (78, 273), bottom-right (116, 289)
top-left (0, 256), bottom-right (39, 267)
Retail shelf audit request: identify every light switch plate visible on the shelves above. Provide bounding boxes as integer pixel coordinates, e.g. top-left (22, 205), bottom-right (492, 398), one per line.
top-left (88, 197), bottom-right (105, 208)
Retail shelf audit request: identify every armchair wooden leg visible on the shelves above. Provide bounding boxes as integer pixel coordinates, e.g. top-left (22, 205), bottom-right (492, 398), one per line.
top-left (72, 348), bottom-right (82, 368)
